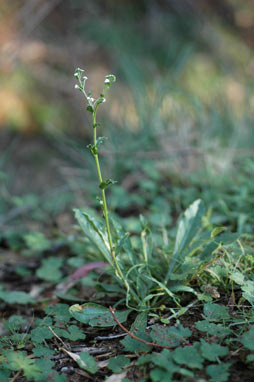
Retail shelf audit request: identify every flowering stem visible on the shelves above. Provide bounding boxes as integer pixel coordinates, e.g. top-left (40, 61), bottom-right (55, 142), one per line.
top-left (92, 108), bottom-right (129, 287)
top-left (74, 68), bottom-right (140, 303)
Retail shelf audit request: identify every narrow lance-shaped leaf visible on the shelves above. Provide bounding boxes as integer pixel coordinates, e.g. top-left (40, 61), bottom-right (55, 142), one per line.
top-left (167, 199), bottom-right (204, 277)
top-left (74, 209), bottom-right (113, 266)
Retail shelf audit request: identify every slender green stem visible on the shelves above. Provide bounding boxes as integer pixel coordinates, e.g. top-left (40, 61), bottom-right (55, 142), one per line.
top-left (92, 110), bottom-right (113, 253)
top-left (92, 110), bottom-right (125, 283)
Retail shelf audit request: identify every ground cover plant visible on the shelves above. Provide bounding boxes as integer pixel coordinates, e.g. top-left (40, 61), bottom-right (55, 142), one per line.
top-left (1, 68), bottom-right (254, 382)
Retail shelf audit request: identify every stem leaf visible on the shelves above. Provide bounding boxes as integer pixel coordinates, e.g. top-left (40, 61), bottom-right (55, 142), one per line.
top-left (99, 179), bottom-right (117, 190)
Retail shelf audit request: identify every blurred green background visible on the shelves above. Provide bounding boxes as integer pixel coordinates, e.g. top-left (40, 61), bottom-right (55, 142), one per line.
top-left (1, 0), bottom-right (254, 238)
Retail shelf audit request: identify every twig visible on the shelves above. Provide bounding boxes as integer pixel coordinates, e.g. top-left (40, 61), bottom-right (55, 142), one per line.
top-left (10, 370), bottom-right (22, 382)
top-left (109, 307), bottom-right (174, 350)
top-left (95, 333), bottom-right (127, 341)
top-left (51, 346), bottom-right (108, 360)
top-left (48, 326), bottom-right (68, 349)
top-left (97, 300), bottom-right (199, 342)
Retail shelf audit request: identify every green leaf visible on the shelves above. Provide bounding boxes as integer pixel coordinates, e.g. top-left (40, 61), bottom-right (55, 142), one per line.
top-left (242, 281), bottom-right (254, 305)
top-left (79, 352), bottom-right (98, 374)
top-left (167, 199), bottom-right (204, 275)
top-left (246, 354), bottom-right (254, 363)
top-left (206, 362), bottom-right (231, 382)
top-left (44, 304), bottom-right (71, 323)
top-left (4, 315), bottom-right (26, 331)
top-left (108, 355), bottom-right (130, 373)
top-left (200, 339), bottom-right (228, 361)
top-left (64, 325), bottom-right (86, 340)
top-left (31, 327), bottom-right (54, 343)
top-left (69, 303), bottom-right (130, 327)
top-left (151, 349), bottom-right (179, 378)
top-left (32, 346), bottom-right (55, 357)
top-left (86, 105), bottom-right (94, 113)
top-left (0, 287), bottom-right (35, 304)
top-left (36, 256), bottom-right (63, 282)
top-left (211, 227), bottom-right (226, 238)
top-left (96, 136), bottom-right (107, 146)
top-left (173, 343), bottom-right (204, 369)
top-left (121, 313), bottom-right (152, 352)
top-left (5, 351), bottom-right (42, 380)
top-left (230, 271), bottom-right (245, 285)
top-left (140, 220), bottom-right (153, 263)
top-left (241, 326), bottom-right (254, 350)
top-left (204, 303), bottom-right (230, 321)
top-left (150, 367), bottom-right (174, 382)
top-left (87, 143), bottom-right (98, 156)
top-left (175, 199), bottom-right (204, 255)
top-left (150, 324), bottom-right (191, 347)
top-left (195, 320), bottom-right (231, 338)
top-left (214, 232), bottom-right (239, 245)
top-left (24, 232), bottom-right (50, 252)
top-left (0, 369), bottom-right (11, 382)
top-left (150, 367), bottom-right (173, 382)
top-left (34, 358), bottom-right (54, 377)
top-left (96, 97), bottom-right (106, 105)
top-left (99, 178), bottom-right (117, 190)
top-left (74, 209), bottom-right (113, 265)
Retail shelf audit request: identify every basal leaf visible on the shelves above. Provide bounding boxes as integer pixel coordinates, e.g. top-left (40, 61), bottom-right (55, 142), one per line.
top-left (74, 209), bottom-right (113, 265)
top-left (174, 199), bottom-right (204, 256)
top-left (69, 303), bottom-right (130, 327)
top-left (167, 199), bottom-right (204, 276)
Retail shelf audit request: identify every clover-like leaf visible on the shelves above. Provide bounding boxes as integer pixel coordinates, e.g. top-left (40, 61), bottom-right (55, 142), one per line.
top-left (5, 351), bottom-right (42, 380)
top-left (200, 339), bottom-right (228, 361)
top-left (204, 303), bottom-right (230, 321)
top-left (206, 362), bottom-right (231, 382)
top-left (108, 355), bottom-right (130, 373)
top-left (79, 352), bottom-right (98, 374)
top-left (241, 326), bottom-right (254, 350)
top-left (195, 320), bottom-right (231, 338)
top-left (36, 256), bottom-right (63, 283)
top-left (173, 343), bottom-right (204, 369)
top-left (150, 324), bottom-right (191, 348)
